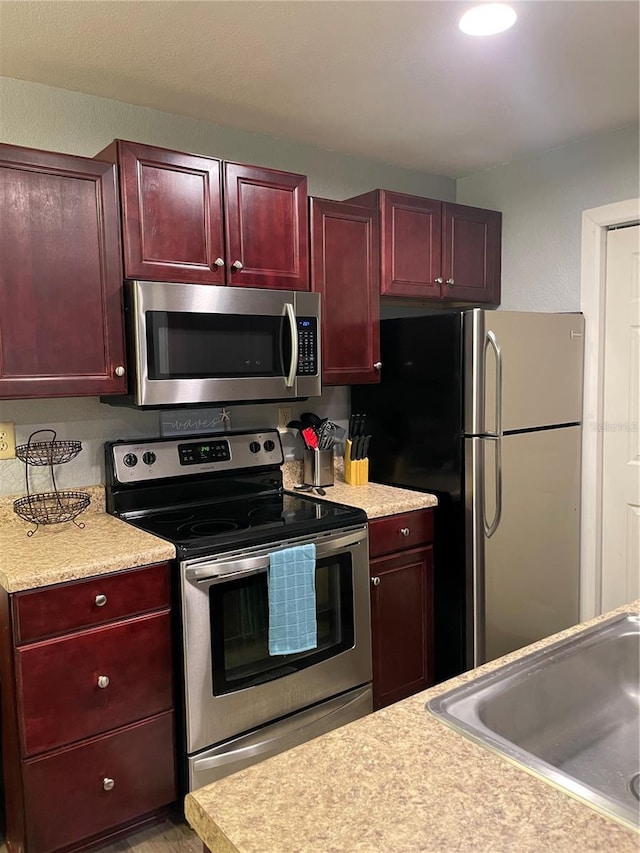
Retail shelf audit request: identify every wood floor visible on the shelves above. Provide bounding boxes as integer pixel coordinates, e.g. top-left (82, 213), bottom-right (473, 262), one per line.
top-left (0, 814), bottom-right (202, 853)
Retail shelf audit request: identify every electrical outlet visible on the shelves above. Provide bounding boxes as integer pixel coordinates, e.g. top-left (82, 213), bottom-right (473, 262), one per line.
top-left (0, 422), bottom-right (16, 460)
top-left (278, 407), bottom-right (292, 429)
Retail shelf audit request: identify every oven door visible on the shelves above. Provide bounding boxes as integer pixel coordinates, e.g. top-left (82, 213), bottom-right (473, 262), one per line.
top-left (181, 526), bottom-right (371, 755)
top-left (129, 280), bottom-right (320, 406)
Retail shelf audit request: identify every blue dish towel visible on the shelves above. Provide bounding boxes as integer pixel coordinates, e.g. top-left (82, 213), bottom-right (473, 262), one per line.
top-left (267, 544), bottom-right (318, 655)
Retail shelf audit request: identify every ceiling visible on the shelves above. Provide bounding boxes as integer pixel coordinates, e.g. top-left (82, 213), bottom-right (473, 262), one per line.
top-left (0, 1), bottom-right (638, 178)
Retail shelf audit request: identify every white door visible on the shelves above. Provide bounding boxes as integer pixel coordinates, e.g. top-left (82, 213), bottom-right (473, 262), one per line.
top-left (601, 225), bottom-right (640, 611)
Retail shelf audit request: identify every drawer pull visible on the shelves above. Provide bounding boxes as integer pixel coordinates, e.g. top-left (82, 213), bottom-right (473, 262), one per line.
top-left (371, 576), bottom-right (381, 586)
top-left (95, 594), bottom-right (107, 607)
top-left (97, 675), bottom-right (110, 689)
top-left (103, 777), bottom-right (115, 791)
top-left (400, 527), bottom-right (410, 536)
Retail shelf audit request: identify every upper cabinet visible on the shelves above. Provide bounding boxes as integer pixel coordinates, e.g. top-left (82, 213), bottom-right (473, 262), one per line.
top-left (0, 144), bottom-right (127, 399)
top-left (346, 190), bottom-right (502, 305)
top-left (98, 140), bottom-right (309, 291)
top-left (310, 198), bottom-right (380, 385)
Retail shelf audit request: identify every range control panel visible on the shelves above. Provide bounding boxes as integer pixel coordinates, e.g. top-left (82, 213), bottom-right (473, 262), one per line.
top-left (109, 429), bottom-right (284, 483)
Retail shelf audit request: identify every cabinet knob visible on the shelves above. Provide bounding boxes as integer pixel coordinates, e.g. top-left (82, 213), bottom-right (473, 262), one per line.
top-left (231, 260), bottom-right (243, 271)
top-left (114, 366), bottom-right (125, 377)
top-left (214, 257), bottom-right (225, 267)
top-left (434, 277), bottom-right (443, 285)
top-left (95, 594), bottom-right (107, 607)
top-left (371, 576), bottom-right (381, 586)
top-left (103, 778), bottom-right (115, 791)
top-left (373, 362), bottom-right (382, 370)
top-left (400, 527), bottom-right (410, 536)
top-left (97, 675), bottom-right (110, 689)
top-left (446, 278), bottom-right (455, 285)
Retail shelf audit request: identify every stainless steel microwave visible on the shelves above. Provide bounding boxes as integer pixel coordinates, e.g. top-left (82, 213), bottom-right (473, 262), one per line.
top-left (106, 280), bottom-right (321, 408)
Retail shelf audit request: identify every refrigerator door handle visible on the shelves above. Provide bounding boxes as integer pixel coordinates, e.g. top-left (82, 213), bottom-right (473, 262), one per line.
top-left (484, 330), bottom-right (503, 438)
top-left (483, 435), bottom-right (503, 539)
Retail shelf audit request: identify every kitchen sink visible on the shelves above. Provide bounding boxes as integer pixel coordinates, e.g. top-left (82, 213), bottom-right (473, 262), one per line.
top-left (427, 613), bottom-right (640, 830)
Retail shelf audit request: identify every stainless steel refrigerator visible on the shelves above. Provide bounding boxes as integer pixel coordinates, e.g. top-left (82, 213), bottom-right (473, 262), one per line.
top-left (352, 309), bottom-right (585, 681)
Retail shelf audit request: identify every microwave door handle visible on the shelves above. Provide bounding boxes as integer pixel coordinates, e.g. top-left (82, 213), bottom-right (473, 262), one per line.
top-left (284, 302), bottom-right (298, 388)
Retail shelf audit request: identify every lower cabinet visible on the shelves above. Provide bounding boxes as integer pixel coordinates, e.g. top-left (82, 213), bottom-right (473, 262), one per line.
top-left (368, 510), bottom-right (435, 710)
top-left (0, 562), bottom-right (177, 853)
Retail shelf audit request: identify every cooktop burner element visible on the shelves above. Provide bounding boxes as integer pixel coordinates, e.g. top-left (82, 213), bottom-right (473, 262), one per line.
top-left (105, 429), bottom-right (367, 558)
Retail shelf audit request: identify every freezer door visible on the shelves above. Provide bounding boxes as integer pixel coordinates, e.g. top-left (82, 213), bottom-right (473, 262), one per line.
top-left (466, 426), bottom-right (581, 665)
top-left (464, 309), bottom-right (585, 434)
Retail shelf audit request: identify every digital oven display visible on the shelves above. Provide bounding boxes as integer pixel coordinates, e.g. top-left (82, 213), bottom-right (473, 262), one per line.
top-left (178, 440), bottom-right (231, 466)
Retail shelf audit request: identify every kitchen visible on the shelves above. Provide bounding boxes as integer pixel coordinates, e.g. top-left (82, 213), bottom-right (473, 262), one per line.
top-left (0, 1), bottom-right (639, 851)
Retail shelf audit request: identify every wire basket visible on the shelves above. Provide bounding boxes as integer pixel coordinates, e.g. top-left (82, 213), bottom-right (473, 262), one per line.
top-left (12, 429), bottom-right (89, 536)
top-left (16, 438), bottom-right (82, 466)
top-left (13, 491), bottom-right (90, 528)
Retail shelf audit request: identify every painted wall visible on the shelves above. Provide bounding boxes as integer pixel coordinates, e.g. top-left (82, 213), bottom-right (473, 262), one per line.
top-left (456, 124), bottom-right (640, 312)
top-left (0, 78), bottom-right (454, 497)
top-left (0, 78), bottom-right (455, 201)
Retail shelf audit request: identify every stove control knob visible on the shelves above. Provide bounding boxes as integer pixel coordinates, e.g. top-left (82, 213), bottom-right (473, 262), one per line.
top-left (142, 451), bottom-right (157, 466)
top-left (123, 453), bottom-right (138, 468)
top-left (249, 441), bottom-right (261, 454)
top-left (264, 440), bottom-right (276, 452)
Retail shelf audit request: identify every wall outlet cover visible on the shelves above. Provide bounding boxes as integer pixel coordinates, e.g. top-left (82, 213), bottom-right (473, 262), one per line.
top-left (0, 421), bottom-right (16, 459)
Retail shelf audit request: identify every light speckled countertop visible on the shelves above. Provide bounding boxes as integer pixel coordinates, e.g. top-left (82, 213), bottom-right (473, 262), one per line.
top-left (185, 600), bottom-right (640, 853)
top-left (0, 486), bottom-right (175, 592)
top-left (282, 460), bottom-right (438, 517)
top-left (0, 463), bottom-right (434, 593)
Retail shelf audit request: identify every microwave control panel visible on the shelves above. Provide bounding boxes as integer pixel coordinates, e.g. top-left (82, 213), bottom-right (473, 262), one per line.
top-left (297, 317), bottom-right (318, 375)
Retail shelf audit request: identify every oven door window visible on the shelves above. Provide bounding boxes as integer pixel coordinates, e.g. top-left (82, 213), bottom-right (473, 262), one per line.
top-left (209, 552), bottom-right (355, 694)
top-left (145, 311), bottom-right (290, 380)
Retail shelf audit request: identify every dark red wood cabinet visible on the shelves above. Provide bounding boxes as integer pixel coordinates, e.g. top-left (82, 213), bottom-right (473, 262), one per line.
top-left (347, 189), bottom-right (501, 305)
top-left (98, 140), bottom-right (309, 291)
top-left (309, 197), bottom-right (380, 385)
top-left (0, 144), bottom-right (127, 399)
top-left (0, 562), bottom-right (177, 853)
top-left (368, 509), bottom-right (435, 710)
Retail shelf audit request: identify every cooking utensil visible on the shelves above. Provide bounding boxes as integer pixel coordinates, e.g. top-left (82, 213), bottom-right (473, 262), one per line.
top-left (301, 427), bottom-right (319, 449)
top-left (300, 412), bottom-right (323, 429)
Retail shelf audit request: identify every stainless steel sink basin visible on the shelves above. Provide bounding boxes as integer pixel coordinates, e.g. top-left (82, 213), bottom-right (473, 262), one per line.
top-left (427, 613), bottom-right (640, 830)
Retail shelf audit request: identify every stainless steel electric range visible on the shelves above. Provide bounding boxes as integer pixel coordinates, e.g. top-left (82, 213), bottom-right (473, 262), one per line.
top-left (105, 429), bottom-right (372, 792)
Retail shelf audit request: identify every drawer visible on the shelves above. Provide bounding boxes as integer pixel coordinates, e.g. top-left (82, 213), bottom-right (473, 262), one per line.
top-left (17, 611), bottom-right (173, 756)
top-left (368, 509), bottom-right (434, 559)
top-left (24, 711), bottom-right (176, 853)
top-left (13, 562), bottom-right (171, 643)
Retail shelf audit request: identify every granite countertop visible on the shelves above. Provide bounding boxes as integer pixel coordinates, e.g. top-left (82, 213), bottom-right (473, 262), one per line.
top-left (185, 600), bottom-right (640, 853)
top-left (0, 462), bottom-right (434, 593)
top-left (282, 460), bottom-right (438, 517)
top-left (0, 486), bottom-right (175, 593)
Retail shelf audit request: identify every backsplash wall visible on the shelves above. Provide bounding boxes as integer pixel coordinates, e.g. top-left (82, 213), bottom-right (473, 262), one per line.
top-left (0, 388), bottom-right (350, 498)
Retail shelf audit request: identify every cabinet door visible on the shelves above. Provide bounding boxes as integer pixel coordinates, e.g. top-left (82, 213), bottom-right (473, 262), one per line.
top-left (370, 545), bottom-right (434, 710)
top-left (17, 611), bottom-right (173, 755)
top-left (442, 202), bottom-right (501, 304)
top-left (224, 162), bottom-right (308, 291)
top-left (0, 145), bottom-right (126, 398)
top-left (111, 140), bottom-right (225, 285)
top-left (310, 198), bottom-right (380, 385)
top-left (380, 191), bottom-right (442, 298)
top-left (23, 712), bottom-right (176, 853)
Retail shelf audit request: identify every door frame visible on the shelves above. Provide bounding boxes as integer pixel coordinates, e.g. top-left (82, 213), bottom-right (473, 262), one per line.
top-left (580, 198), bottom-right (640, 620)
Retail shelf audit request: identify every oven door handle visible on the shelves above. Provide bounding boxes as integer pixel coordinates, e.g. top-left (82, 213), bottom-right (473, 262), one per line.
top-left (192, 555), bottom-right (271, 584)
top-left (184, 527), bottom-right (367, 582)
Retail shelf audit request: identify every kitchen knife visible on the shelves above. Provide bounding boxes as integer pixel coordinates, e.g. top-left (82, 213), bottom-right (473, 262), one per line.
top-left (360, 435), bottom-right (371, 459)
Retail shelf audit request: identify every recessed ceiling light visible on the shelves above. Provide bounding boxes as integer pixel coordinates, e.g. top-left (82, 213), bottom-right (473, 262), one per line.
top-left (459, 3), bottom-right (517, 36)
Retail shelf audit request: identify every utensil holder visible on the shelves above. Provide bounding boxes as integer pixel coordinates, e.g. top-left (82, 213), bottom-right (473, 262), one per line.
top-left (303, 448), bottom-right (334, 488)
